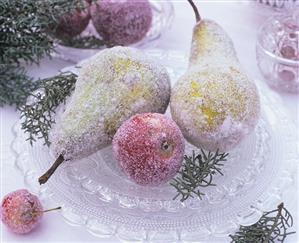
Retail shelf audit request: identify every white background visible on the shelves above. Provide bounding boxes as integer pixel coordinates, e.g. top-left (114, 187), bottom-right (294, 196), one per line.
top-left (1, 1), bottom-right (298, 242)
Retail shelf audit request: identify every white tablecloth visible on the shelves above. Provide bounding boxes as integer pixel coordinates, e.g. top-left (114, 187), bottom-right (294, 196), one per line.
top-left (1, 1), bottom-right (298, 242)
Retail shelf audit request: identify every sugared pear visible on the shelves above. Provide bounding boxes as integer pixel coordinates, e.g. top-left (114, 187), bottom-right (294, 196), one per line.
top-left (39, 46), bottom-right (171, 184)
top-left (170, 0), bottom-right (260, 151)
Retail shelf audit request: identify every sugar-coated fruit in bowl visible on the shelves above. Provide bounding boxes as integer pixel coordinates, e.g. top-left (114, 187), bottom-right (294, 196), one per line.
top-left (49, 1), bottom-right (91, 41)
top-left (54, 1), bottom-right (174, 63)
top-left (90, 0), bottom-right (153, 46)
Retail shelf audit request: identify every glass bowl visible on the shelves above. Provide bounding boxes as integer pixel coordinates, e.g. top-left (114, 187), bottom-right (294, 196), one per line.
top-left (12, 50), bottom-right (298, 242)
top-left (255, 0), bottom-right (299, 9)
top-left (53, 1), bottom-right (174, 63)
top-left (256, 12), bottom-right (299, 93)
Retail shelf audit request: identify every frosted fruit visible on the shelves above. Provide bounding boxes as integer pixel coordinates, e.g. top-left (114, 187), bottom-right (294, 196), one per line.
top-left (52, 3), bottom-right (90, 40)
top-left (113, 113), bottom-right (185, 186)
top-left (1, 189), bottom-right (43, 234)
top-left (90, 0), bottom-right (152, 45)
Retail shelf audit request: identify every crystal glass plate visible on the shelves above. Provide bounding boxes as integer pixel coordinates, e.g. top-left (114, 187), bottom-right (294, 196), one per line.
top-left (53, 1), bottom-right (174, 63)
top-left (11, 50), bottom-right (298, 242)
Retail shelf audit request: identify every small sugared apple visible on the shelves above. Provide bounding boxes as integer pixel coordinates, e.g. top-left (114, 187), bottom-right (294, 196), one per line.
top-left (113, 113), bottom-right (185, 186)
top-left (1, 189), bottom-right (60, 234)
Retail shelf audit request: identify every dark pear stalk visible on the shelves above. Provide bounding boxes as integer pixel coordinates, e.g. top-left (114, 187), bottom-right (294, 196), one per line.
top-left (38, 155), bottom-right (64, 185)
top-left (187, 0), bottom-right (201, 23)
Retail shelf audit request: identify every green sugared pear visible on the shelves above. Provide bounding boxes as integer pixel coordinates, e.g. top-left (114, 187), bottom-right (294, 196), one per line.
top-left (39, 46), bottom-right (171, 184)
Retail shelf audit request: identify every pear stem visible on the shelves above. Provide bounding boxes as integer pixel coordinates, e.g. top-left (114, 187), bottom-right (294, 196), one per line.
top-left (187, 0), bottom-right (201, 23)
top-left (43, 206), bottom-right (62, 213)
top-left (38, 154), bottom-right (64, 185)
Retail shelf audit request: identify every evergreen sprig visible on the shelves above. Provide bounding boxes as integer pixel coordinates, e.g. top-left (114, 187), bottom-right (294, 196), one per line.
top-left (19, 72), bottom-right (77, 146)
top-left (170, 149), bottom-right (229, 202)
top-left (0, 0), bottom-right (84, 65)
top-left (0, 1), bottom-right (50, 65)
top-left (0, 0), bottom-right (87, 107)
top-left (230, 203), bottom-right (295, 243)
top-left (0, 65), bottom-right (39, 107)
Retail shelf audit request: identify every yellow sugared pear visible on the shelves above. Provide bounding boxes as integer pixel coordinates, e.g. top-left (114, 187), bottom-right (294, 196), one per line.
top-left (170, 0), bottom-right (260, 151)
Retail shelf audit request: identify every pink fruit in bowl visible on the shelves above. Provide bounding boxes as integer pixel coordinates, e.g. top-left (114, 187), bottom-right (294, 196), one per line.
top-left (113, 113), bottom-right (185, 186)
top-left (51, 2), bottom-right (90, 40)
top-left (90, 0), bottom-right (153, 46)
top-left (1, 189), bottom-right (60, 234)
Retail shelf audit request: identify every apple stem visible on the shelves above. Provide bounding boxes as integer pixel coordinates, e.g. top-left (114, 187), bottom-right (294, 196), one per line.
top-left (187, 0), bottom-right (201, 23)
top-left (38, 154), bottom-right (64, 185)
top-left (43, 207), bottom-right (62, 213)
